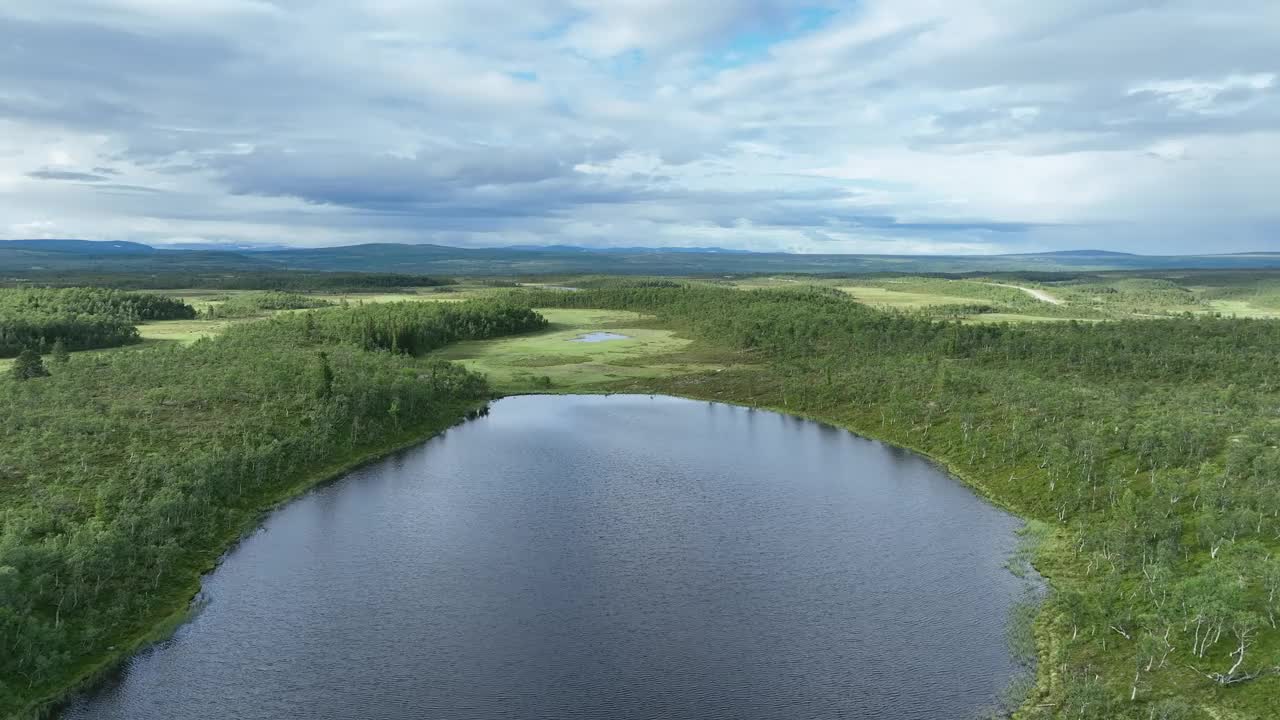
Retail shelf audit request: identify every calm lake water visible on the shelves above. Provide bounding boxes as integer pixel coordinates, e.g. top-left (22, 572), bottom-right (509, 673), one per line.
top-left (63, 395), bottom-right (1029, 720)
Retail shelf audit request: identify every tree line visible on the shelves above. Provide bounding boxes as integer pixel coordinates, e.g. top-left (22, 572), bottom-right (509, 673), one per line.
top-left (268, 299), bottom-right (548, 355)
top-left (0, 288), bottom-right (195, 357)
top-left (199, 291), bottom-right (332, 319)
top-left (0, 287), bottom-right (195, 321)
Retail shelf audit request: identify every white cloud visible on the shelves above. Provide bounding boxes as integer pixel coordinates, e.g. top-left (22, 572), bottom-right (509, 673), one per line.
top-left (0, 0), bottom-right (1276, 253)
top-left (1128, 73), bottom-right (1276, 114)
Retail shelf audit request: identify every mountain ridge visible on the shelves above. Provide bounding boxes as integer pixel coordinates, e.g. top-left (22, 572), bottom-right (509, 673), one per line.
top-left (2, 238), bottom-right (1261, 258)
top-left (6, 239), bottom-right (1280, 275)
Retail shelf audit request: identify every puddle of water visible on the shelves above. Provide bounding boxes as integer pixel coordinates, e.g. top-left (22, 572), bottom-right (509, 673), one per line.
top-left (571, 332), bottom-right (630, 343)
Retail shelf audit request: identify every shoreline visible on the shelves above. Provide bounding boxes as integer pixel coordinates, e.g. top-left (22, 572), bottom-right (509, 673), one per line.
top-left (32, 388), bottom-right (1056, 720)
top-left (498, 387), bottom-right (1063, 717)
top-left (573, 386), bottom-right (1066, 718)
top-left (23, 400), bottom-right (488, 720)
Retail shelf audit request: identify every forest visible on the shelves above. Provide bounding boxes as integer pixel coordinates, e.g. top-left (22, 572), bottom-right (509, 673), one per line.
top-left (515, 283), bottom-right (1280, 719)
top-left (0, 298), bottom-right (547, 718)
top-left (0, 288), bottom-right (195, 357)
top-left (198, 291), bottom-right (333, 319)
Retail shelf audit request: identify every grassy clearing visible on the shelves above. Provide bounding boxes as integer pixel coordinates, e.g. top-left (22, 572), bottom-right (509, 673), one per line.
top-left (304, 287), bottom-right (493, 304)
top-left (962, 313), bottom-right (1088, 324)
top-left (145, 289), bottom-right (237, 309)
top-left (3, 317), bottom-right (257, 372)
top-left (836, 285), bottom-right (983, 308)
top-left (2, 335), bottom-right (191, 375)
top-left (137, 318), bottom-right (238, 344)
top-left (727, 277), bottom-right (1084, 322)
top-left (433, 308), bottom-right (727, 393)
top-left (724, 277), bottom-right (806, 290)
top-left (148, 286), bottom-right (493, 308)
top-left (728, 273), bottom-right (1280, 323)
top-left (1206, 299), bottom-right (1280, 319)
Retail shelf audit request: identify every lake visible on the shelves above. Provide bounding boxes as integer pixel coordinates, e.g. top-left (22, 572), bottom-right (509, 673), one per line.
top-left (62, 394), bottom-right (1030, 720)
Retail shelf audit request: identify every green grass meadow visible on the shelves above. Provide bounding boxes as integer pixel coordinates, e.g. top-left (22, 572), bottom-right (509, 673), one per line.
top-left (434, 308), bottom-right (725, 393)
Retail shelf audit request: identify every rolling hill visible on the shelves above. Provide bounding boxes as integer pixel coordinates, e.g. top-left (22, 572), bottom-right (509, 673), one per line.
top-left (5, 239), bottom-right (1280, 277)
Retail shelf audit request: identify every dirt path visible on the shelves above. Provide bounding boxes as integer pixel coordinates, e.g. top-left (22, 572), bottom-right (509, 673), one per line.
top-left (991, 283), bottom-right (1063, 305)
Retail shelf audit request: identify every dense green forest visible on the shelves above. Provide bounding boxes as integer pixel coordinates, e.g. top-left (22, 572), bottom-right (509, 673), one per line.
top-left (0, 288), bottom-right (195, 322)
top-left (516, 283), bottom-right (1280, 719)
top-left (0, 299), bottom-right (547, 718)
top-left (294, 300), bottom-right (548, 354)
top-left (0, 288), bottom-right (195, 357)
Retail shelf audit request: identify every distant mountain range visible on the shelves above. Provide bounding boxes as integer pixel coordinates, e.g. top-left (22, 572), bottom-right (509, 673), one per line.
top-left (1, 239), bottom-right (158, 254)
top-left (1009, 249), bottom-right (1138, 257)
top-left (155, 241), bottom-right (298, 252)
top-left (501, 244), bottom-right (755, 255)
top-left (4, 239), bottom-right (1280, 276)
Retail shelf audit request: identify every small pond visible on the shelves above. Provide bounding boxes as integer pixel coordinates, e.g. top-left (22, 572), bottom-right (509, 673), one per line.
top-left (571, 331), bottom-right (630, 342)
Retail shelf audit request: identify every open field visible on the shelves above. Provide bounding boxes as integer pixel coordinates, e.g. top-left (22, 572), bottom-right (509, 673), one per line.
top-left (137, 318), bottom-right (237, 344)
top-left (434, 308), bottom-right (727, 393)
top-left (1206, 299), bottom-right (1280, 318)
top-left (727, 272), bottom-right (1280, 322)
top-left (729, 276), bottom-right (1086, 321)
top-left (145, 285), bottom-right (497, 310)
top-left (959, 312), bottom-right (1086, 324)
top-left (836, 285), bottom-right (985, 308)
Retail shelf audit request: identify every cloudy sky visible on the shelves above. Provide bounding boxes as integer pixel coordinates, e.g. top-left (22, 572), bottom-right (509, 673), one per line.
top-left (1, 1), bottom-right (1277, 253)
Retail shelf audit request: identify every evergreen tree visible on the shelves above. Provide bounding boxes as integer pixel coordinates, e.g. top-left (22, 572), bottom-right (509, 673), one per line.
top-left (316, 351), bottom-right (334, 399)
top-left (51, 338), bottom-right (70, 364)
top-left (10, 348), bottom-right (49, 380)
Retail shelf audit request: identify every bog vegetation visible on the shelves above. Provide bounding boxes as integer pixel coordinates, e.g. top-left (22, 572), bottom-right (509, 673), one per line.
top-left (0, 299), bottom-right (546, 717)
